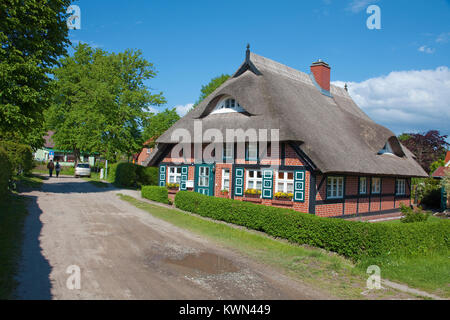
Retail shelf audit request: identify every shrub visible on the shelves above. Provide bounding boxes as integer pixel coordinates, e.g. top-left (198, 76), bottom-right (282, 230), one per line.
top-left (107, 162), bottom-right (158, 188)
top-left (0, 147), bottom-right (12, 199)
top-left (400, 204), bottom-right (430, 223)
top-left (174, 191), bottom-right (450, 260)
top-left (135, 166), bottom-right (158, 187)
top-left (141, 186), bottom-right (169, 204)
top-left (414, 178), bottom-right (441, 208)
top-left (0, 141), bottom-right (33, 175)
top-left (114, 163), bottom-right (136, 187)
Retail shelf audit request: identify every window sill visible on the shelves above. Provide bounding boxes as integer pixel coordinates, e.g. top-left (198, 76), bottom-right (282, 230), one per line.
top-left (272, 199), bottom-right (294, 206)
top-left (243, 197), bottom-right (262, 203)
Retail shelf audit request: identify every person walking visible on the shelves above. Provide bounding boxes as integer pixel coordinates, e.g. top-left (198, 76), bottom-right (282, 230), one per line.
top-left (55, 161), bottom-right (61, 178)
top-left (47, 160), bottom-right (54, 177)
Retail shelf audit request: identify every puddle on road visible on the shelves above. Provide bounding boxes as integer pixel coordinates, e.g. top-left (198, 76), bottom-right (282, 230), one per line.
top-left (164, 252), bottom-right (239, 275)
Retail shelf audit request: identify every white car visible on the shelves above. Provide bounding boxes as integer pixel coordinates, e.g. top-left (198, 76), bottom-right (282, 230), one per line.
top-left (74, 163), bottom-right (91, 178)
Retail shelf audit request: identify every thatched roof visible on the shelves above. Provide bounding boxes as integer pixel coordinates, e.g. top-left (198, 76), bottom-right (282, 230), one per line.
top-left (148, 51), bottom-right (427, 177)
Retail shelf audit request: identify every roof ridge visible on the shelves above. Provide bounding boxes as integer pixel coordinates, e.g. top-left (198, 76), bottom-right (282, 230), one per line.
top-left (249, 52), bottom-right (350, 98)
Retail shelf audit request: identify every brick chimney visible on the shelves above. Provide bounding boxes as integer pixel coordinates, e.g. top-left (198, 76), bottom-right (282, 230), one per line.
top-left (310, 59), bottom-right (331, 92)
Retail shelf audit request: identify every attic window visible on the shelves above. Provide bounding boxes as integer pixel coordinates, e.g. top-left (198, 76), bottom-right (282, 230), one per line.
top-left (378, 142), bottom-right (394, 155)
top-left (211, 97), bottom-right (246, 114)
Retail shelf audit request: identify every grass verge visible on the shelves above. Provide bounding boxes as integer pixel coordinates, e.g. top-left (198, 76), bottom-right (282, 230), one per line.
top-left (0, 195), bottom-right (29, 299)
top-left (117, 193), bottom-right (421, 300)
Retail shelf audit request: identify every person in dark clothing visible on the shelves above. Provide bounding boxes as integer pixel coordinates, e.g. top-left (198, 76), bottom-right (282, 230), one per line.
top-left (47, 160), bottom-right (54, 177)
top-left (55, 161), bottom-right (61, 178)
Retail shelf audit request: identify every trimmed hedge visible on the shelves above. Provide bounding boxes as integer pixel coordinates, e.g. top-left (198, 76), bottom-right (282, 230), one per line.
top-left (0, 141), bottom-right (33, 175)
top-left (174, 191), bottom-right (450, 260)
top-left (0, 147), bottom-right (11, 200)
top-left (141, 186), bottom-right (169, 204)
top-left (107, 162), bottom-right (158, 188)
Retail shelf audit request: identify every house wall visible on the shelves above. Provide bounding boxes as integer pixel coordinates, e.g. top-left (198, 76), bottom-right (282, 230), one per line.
top-left (159, 143), bottom-right (411, 218)
top-left (314, 175), bottom-right (411, 218)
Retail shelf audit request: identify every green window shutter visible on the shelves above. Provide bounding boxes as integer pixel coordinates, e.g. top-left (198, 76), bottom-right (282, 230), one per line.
top-left (180, 165), bottom-right (188, 190)
top-left (294, 170), bottom-right (306, 202)
top-left (234, 167), bottom-right (244, 196)
top-left (262, 169), bottom-right (273, 199)
top-left (159, 165), bottom-right (166, 187)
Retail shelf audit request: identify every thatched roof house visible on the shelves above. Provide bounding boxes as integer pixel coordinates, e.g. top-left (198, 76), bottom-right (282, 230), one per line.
top-left (147, 47), bottom-right (426, 217)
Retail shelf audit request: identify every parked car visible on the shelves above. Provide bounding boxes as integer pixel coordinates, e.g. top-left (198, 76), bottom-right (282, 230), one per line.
top-left (74, 163), bottom-right (91, 178)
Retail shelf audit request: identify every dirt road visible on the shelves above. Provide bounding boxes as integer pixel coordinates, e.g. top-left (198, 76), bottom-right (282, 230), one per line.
top-left (15, 176), bottom-right (331, 300)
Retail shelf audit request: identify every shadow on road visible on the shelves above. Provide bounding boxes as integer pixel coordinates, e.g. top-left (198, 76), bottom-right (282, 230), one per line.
top-left (15, 194), bottom-right (52, 300)
top-left (42, 177), bottom-right (115, 194)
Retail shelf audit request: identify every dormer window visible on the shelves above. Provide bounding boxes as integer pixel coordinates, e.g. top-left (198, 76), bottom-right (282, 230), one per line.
top-left (211, 97), bottom-right (246, 114)
top-left (378, 142), bottom-right (394, 155)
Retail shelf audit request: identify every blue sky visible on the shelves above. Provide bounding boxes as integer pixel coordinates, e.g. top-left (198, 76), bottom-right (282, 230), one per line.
top-left (68, 0), bottom-right (450, 138)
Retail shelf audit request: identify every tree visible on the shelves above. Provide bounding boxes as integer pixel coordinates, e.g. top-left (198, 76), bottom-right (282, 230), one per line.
top-left (142, 108), bottom-right (180, 147)
top-left (399, 130), bottom-right (449, 174)
top-left (46, 43), bottom-right (166, 163)
top-left (0, 0), bottom-right (71, 143)
top-left (193, 74), bottom-right (230, 107)
top-left (430, 159), bottom-right (445, 174)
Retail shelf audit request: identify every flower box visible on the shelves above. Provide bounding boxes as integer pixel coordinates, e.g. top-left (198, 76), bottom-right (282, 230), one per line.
top-left (272, 198), bottom-right (294, 206)
top-left (243, 197), bottom-right (262, 203)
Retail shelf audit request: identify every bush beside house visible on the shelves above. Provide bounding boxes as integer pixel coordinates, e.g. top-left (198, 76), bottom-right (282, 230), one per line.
top-left (107, 162), bottom-right (158, 188)
top-left (141, 186), bottom-right (170, 204)
top-left (174, 191), bottom-right (449, 260)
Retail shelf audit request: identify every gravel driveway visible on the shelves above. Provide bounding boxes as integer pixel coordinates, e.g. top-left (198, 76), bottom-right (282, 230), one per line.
top-left (15, 176), bottom-right (331, 300)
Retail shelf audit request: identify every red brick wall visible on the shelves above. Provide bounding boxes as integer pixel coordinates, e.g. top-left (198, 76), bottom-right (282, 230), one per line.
top-left (215, 163), bottom-right (232, 198)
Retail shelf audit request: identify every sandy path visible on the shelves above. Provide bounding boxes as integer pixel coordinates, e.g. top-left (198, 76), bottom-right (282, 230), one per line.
top-left (15, 176), bottom-right (331, 300)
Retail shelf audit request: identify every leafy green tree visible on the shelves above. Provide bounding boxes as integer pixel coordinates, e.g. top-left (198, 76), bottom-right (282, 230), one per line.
top-left (0, 0), bottom-right (71, 143)
top-left (46, 43), bottom-right (166, 163)
top-left (430, 159), bottom-right (445, 174)
top-left (142, 108), bottom-right (180, 147)
top-left (193, 74), bottom-right (230, 107)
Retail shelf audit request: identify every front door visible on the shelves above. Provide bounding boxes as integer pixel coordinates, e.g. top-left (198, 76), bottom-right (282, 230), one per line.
top-left (195, 164), bottom-right (215, 196)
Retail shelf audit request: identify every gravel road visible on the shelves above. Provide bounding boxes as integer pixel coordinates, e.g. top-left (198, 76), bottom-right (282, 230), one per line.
top-left (15, 176), bottom-right (331, 300)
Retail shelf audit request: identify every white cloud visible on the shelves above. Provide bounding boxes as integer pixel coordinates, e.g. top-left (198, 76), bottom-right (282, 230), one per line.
top-left (332, 66), bottom-right (450, 135)
top-left (347, 0), bottom-right (379, 13)
top-left (174, 103), bottom-right (194, 116)
top-left (436, 32), bottom-right (450, 43)
top-left (418, 45), bottom-right (435, 54)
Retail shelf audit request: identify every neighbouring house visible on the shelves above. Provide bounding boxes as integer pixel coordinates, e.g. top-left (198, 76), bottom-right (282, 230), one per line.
top-left (135, 139), bottom-right (154, 166)
top-left (144, 47), bottom-right (427, 218)
top-left (432, 150), bottom-right (450, 210)
top-left (33, 131), bottom-right (99, 166)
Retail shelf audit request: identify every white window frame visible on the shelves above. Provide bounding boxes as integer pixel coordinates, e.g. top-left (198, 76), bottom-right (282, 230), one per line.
top-left (198, 166), bottom-right (210, 187)
top-left (359, 177), bottom-right (367, 195)
top-left (327, 176), bottom-right (344, 199)
top-left (246, 142), bottom-right (258, 161)
top-left (396, 179), bottom-right (406, 195)
top-left (168, 166), bottom-right (181, 184)
top-left (223, 143), bottom-right (233, 161)
top-left (371, 177), bottom-right (381, 194)
top-left (221, 168), bottom-right (230, 191)
top-left (211, 97), bottom-right (246, 114)
top-left (146, 148), bottom-right (151, 154)
top-left (275, 171), bottom-right (294, 194)
top-left (246, 170), bottom-right (262, 190)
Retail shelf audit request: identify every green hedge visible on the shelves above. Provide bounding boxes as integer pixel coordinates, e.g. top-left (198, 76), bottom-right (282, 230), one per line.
top-left (0, 141), bottom-right (33, 175)
top-left (106, 162), bottom-right (158, 188)
top-left (0, 147), bottom-right (12, 200)
top-left (141, 186), bottom-right (169, 204)
top-left (174, 191), bottom-right (450, 260)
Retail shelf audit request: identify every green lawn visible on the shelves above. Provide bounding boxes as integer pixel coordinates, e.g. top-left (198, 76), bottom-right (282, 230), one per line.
top-left (0, 195), bottom-right (29, 299)
top-left (82, 172), bottom-right (110, 188)
top-left (117, 194), bottom-right (426, 300)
